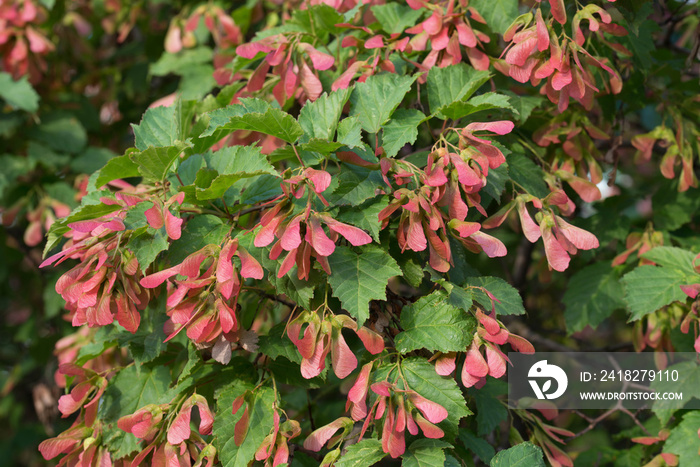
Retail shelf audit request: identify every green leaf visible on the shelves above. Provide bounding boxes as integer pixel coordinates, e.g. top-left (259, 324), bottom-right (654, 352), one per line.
top-left (641, 247), bottom-right (699, 276)
top-left (370, 4), bottom-right (424, 34)
top-left (651, 360), bottom-right (700, 424)
top-left (621, 265), bottom-right (690, 320)
top-left (469, 0), bottom-right (519, 35)
top-left (335, 439), bottom-right (387, 467)
top-left (327, 165), bottom-right (385, 206)
top-left (29, 115), bottom-right (87, 154)
top-left (201, 100), bottom-right (303, 143)
top-left (396, 290), bottom-right (475, 354)
top-left (168, 215), bottom-right (229, 264)
top-left (427, 64), bottom-right (490, 118)
top-left (663, 411), bottom-right (700, 466)
top-left (482, 162), bottom-right (509, 202)
top-left (132, 105), bottom-right (180, 150)
top-left (327, 245), bottom-right (402, 326)
top-left (151, 47), bottom-right (213, 76)
top-left (127, 228), bottom-right (169, 272)
top-left (490, 443), bottom-right (546, 467)
top-left (506, 154), bottom-right (549, 199)
top-left (468, 379), bottom-right (508, 436)
top-left (259, 322), bottom-right (301, 364)
top-left (402, 439), bottom-right (452, 467)
top-left (652, 186), bottom-right (700, 231)
top-left (459, 431), bottom-right (495, 464)
top-left (100, 364), bottom-right (174, 459)
top-left (509, 95), bottom-right (544, 123)
top-left (563, 262), bottom-right (626, 333)
top-left (465, 276), bottom-right (525, 316)
top-left (299, 89), bottom-right (351, 143)
top-left (94, 154), bottom-right (140, 188)
top-left (337, 116), bottom-right (363, 148)
top-left (382, 109), bottom-right (426, 157)
top-left (439, 93), bottom-right (518, 120)
top-left (213, 385), bottom-right (276, 467)
top-left (349, 73), bottom-right (417, 133)
top-left (336, 196), bottom-right (389, 243)
top-left (130, 142), bottom-right (192, 182)
top-left (0, 72), bottom-right (39, 112)
top-left (401, 357), bottom-right (471, 440)
top-left (195, 146), bottom-right (277, 200)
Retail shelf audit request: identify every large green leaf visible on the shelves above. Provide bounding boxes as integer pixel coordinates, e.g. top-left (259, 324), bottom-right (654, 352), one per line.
top-left (298, 89), bottom-right (351, 143)
top-left (469, 0), bottom-right (519, 35)
top-left (402, 439), bottom-right (452, 467)
top-left (468, 379), bottom-right (508, 436)
top-left (327, 245), bottom-right (402, 326)
top-left (336, 196), bottom-right (389, 242)
top-left (168, 215), bottom-right (229, 264)
top-left (213, 385), bottom-right (276, 467)
top-left (464, 276), bottom-right (526, 316)
top-left (440, 93), bottom-right (518, 120)
top-left (370, 4), bottom-right (424, 34)
top-left (395, 290), bottom-right (475, 354)
top-left (663, 411), bottom-right (700, 466)
top-left (29, 115), bottom-right (87, 154)
top-left (327, 165), bottom-right (385, 206)
top-left (427, 64), bottom-right (490, 118)
top-left (506, 154), bottom-right (549, 199)
top-left (132, 105), bottom-right (180, 150)
top-left (100, 364), bottom-right (174, 458)
top-left (95, 154), bottom-right (140, 188)
top-left (195, 146), bottom-right (276, 200)
top-left (349, 73), bottom-right (417, 133)
top-left (201, 99), bottom-right (303, 143)
top-left (382, 109), bottom-right (426, 157)
top-left (401, 357), bottom-right (471, 440)
top-left (127, 227), bottom-right (169, 272)
top-left (459, 431), bottom-right (495, 464)
top-left (0, 72), bottom-right (39, 112)
top-left (651, 360), bottom-right (700, 424)
top-left (621, 265), bottom-right (691, 320)
top-left (130, 142), bottom-right (192, 182)
top-left (490, 443), bottom-right (546, 467)
top-left (335, 439), bottom-right (386, 467)
top-left (641, 247), bottom-right (699, 276)
top-left (563, 262), bottom-right (626, 333)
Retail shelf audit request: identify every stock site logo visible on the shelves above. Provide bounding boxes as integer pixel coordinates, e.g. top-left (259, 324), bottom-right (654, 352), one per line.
top-left (528, 360), bottom-right (568, 400)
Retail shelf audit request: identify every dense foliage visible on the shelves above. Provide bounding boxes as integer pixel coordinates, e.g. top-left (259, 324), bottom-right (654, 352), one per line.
top-left (1, 0), bottom-right (700, 466)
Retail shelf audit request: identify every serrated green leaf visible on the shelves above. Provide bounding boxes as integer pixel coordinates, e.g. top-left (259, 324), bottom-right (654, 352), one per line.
top-left (641, 247), bottom-right (699, 276)
top-left (370, 4), bottom-right (423, 34)
top-left (100, 364), bottom-right (174, 459)
top-left (327, 245), bottom-right (401, 326)
top-left (469, 0), bottom-right (519, 35)
top-left (439, 92), bottom-right (518, 120)
top-left (396, 290), bottom-right (475, 354)
top-left (128, 228), bottom-right (169, 272)
top-left (491, 443), bottom-right (545, 467)
top-left (621, 265), bottom-right (690, 320)
top-left (168, 215), bottom-right (229, 264)
top-left (459, 431), bottom-right (495, 464)
top-left (338, 116), bottom-right (363, 148)
top-left (651, 360), bottom-right (700, 424)
top-left (350, 73), bottom-right (417, 134)
top-left (482, 162), bottom-right (509, 202)
top-left (213, 385), bottom-right (275, 467)
top-left (0, 72), bottom-right (39, 112)
top-left (336, 196), bottom-right (388, 243)
top-left (663, 411), bottom-right (700, 466)
top-left (465, 276), bottom-right (525, 316)
top-left (130, 141), bottom-right (192, 182)
top-left (299, 89), bottom-right (351, 143)
top-left (201, 100), bottom-right (303, 143)
top-left (259, 322), bottom-right (301, 364)
top-left (402, 439), bottom-right (452, 467)
top-left (94, 154), bottom-right (140, 188)
top-left (468, 379), bottom-right (508, 436)
top-left (652, 186), bottom-right (700, 231)
top-left (401, 358), bottom-right (471, 440)
top-left (382, 109), bottom-right (426, 157)
top-left (327, 165), bottom-right (385, 206)
top-left (194, 146), bottom-right (277, 200)
top-left (335, 439), bottom-right (386, 467)
top-left (506, 154), bottom-right (549, 199)
top-left (132, 105), bottom-right (180, 150)
top-left (563, 262), bottom-right (626, 333)
top-left (428, 64), bottom-right (490, 118)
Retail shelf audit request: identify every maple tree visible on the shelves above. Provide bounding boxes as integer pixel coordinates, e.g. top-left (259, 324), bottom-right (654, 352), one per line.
top-left (1, 0), bottom-right (700, 466)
